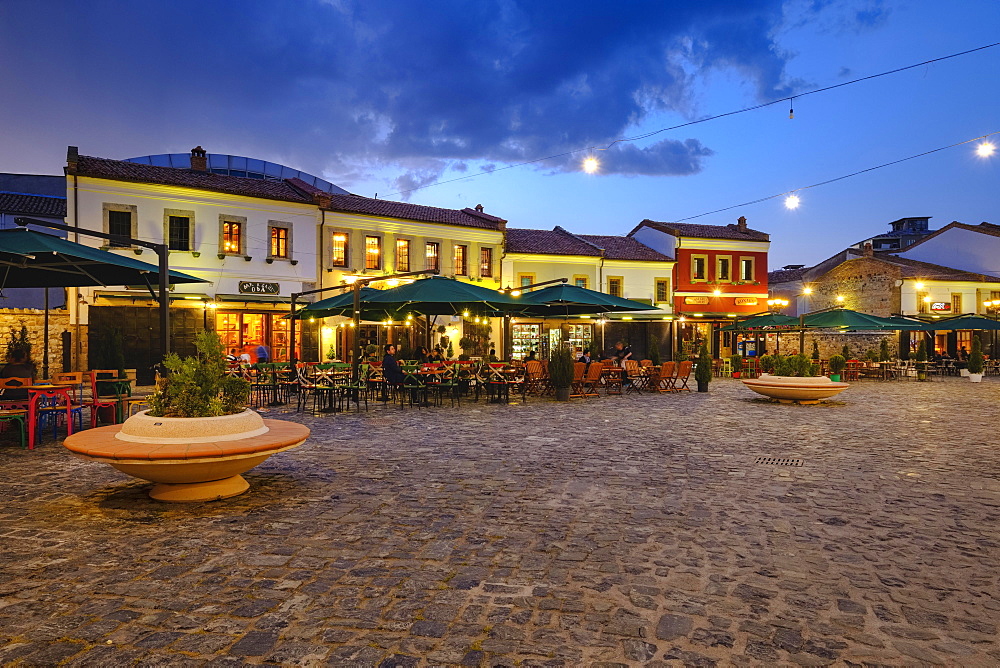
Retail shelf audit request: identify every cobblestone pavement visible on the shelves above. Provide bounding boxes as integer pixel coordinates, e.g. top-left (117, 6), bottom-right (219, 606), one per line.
top-left (2, 376), bottom-right (1000, 667)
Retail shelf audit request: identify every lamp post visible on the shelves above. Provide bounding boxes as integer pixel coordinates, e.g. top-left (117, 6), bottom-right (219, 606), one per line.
top-left (984, 300), bottom-right (1000, 357)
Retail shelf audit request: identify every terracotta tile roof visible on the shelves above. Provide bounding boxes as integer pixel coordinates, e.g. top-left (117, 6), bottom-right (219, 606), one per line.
top-left (630, 219), bottom-right (770, 241)
top-left (322, 194), bottom-right (506, 230)
top-left (0, 192), bottom-right (66, 218)
top-left (768, 267), bottom-right (807, 283)
top-left (576, 234), bottom-right (672, 261)
top-left (506, 227), bottom-right (671, 261)
top-left (74, 155), bottom-right (314, 204)
top-left (880, 255), bottom-right (1000, 283)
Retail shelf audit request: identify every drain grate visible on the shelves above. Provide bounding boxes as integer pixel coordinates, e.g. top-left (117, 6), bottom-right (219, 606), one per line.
top-left (755, 457), bottom-right (803, 467)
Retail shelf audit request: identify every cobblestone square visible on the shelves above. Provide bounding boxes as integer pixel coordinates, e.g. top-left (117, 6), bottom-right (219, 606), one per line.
top-left (2, 377), bottom-right (999, 666)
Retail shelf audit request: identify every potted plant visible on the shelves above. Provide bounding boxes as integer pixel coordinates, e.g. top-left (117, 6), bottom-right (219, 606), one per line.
top-left (915, 339), bottom-right (928, 381)
top-left (548, 346), bottom-right (574, 401)
top-left (729, 354), bottom-right (743, 379)
top-left (811, 340), bottom-right (820, 362)
top-left (649, 343), bottom-right (661, 367)
top-left (841, 344), bottom-right (851, 360)
top-left (828, 355), bottom-right (846, 382)
top-left (742, 353), bottom-right (848, 404)
top-left (63, 331), bottom-right (311, 503)
top-left (759, 354), bottom-right (775, 375)
top-left (695, 344), bottom-right (712, 392)
top-left (967, 335), bottom-right (984, 383)
top-left (879, 338), bottom-right (892, 362)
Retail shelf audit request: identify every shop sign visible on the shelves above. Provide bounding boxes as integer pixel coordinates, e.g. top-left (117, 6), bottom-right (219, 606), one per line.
top-left (684, 296), bottom-right (709, 305)
top-left (239, 281), bottom-right (280, 295)
top-left (734, 297), bottom-right (758, 306)
top-left (930, 302), bottom-right (951, 311)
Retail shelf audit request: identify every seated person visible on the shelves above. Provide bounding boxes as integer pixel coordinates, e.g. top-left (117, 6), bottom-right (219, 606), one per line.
top-left (382, 344), bottom-right (405, 385)
top-left (578, 350), bottom-right (592, 364)
top-left (1, 352), bottom-right (37, 401)
top-left (429, 347), bottom-right (445, 363)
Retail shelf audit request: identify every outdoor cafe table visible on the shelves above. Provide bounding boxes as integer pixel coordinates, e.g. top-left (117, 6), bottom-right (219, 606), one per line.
top-left (94, 376), bottom-right (133, 422)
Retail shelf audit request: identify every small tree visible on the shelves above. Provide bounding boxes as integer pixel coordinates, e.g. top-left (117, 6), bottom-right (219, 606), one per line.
top-left (649, 343), bottom-right (661, 367)
top-left (968, 335), bottom-right (984, 375)
top-left (841, 344), bottom-right (851, 360)
top-left (759, 354), bottom-right (775, 374)
top-left (729, 354), bottom-right (743, 374)
top-left (828, 355), bottom-right (846, 375)
top-left (5, 324), bottom-right (32, 362)
top-left (879, 338), bottom-right (892, 362)
top-left (694, 344), bottom-right (712, 387)
top-left (811, 340), bottom-right (820, 360)
top-left (548, 346), bottom-right (574, 389)
top-left (915, 339), bottom-right (927, 369)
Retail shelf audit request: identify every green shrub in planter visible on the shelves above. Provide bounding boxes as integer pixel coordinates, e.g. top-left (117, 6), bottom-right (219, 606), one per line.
top-left (548, 347), bottom-right (574, 389)
top-left (149, 331), bottom-right (250, 418)
top-left (811, 340), bottom-right (820, 361)
top-left (695, 344), bottom-right (712, 390)
top-left (842, 344), bottom-right (851, 360)
top-left (879, 338), bottom-right (892, 362)
top-left (759, 354), bottom-right (775, 374)
top-left (792, 354), bottom-right (816, 377)
top-left (649, 343), bottom-right (661, 367)
top-left (968, 336), bottom-right (984, 375)
top-left (828, 355), bottom-right (846, 375)
top-left (729, 354), bottom-right (743, 375)
top-left (915, 339), bottom-right (928, 380)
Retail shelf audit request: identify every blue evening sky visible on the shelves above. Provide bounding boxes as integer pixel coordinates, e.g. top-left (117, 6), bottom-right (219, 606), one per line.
top-left (1, 0), bottom-right (997, 267)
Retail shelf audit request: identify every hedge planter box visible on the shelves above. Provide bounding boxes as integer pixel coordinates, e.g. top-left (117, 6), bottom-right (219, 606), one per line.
top-left (741, 374), bottom-right (849, 405)
top-left (63, 409), bottom-right (309, 502)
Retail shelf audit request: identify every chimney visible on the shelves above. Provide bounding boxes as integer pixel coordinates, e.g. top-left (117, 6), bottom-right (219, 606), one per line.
top-left (66, 146), bottom-right (79, 174)
top-left (190, 146), bottom-right (208, 172)
top-left (863, 242), bottom-right (873, 257)
top-left (737, 216), bottom-right (747, 233)
top-left (474, 204), bottom-right (484, 213)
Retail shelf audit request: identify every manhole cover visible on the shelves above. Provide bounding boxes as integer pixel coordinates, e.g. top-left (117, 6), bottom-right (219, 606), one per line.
top-left (755, 457), bottom-right (803, 467)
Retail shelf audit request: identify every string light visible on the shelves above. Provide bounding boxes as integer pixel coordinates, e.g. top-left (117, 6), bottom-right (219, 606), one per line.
top-left (977, 141), bottom-right (996, 158)
top-left (784, 194), bottom-right (801, 210)
top-left (387, 43), bottom-right (1000, 197)
top-left (583, 157), bottom-right (599, 174)
top-left (788, 97), bottom-right (795, 120)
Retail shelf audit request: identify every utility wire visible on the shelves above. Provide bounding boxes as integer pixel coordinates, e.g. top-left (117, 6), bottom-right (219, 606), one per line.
top-left (387, 41), bottom-right (1000, 197)
top-left (672, 130), bottom-right (1000, 222)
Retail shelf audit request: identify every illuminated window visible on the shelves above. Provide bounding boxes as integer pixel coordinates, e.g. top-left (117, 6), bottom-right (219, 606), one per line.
top-left (107, 210), bottom-right (132, 247)
top-left (918, 294), bottom-right (928, 313)
top-left (608, 276), bottom-right (623, 297)
top-left (269, 226), bottom-right (289, 258)
top-left (396, 239), bottom-right (410, 272)
top-left (655, 279), bottom-right (670, 303)
top-left (573, 275), bottom-right (588, 289)
top-left (331, 233), bottom-right (348, 267)
top-left (716, 256), bottom-right (732, 282)
top-left (480, 247), bottom-right (493, 277)
top-left (952, 293), bottom-right (962, 314)
top-left (426, 242), bottom-right (440, 271)
top-left (167, 216), bottom-right (190, 251)
top-left (691, 255), bottom-right (708, 281)
top-left (365, 236), bottom-right (382, 270)
top-left (454, 244), bottom-right (467, 275)
top-left (222, 220), bottom-right (243, 254)
top-left (739, 257), bottom-right (755, 281)
top-left (518, 273), bottom-right (535, 288)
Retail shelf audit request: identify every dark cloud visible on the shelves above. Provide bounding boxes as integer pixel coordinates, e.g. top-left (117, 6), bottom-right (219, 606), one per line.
top-left (0, 0), bottom-right (826, 187)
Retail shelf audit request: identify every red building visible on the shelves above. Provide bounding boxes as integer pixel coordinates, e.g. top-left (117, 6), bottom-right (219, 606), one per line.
top-left (629, 216), bottom-right (771, 357)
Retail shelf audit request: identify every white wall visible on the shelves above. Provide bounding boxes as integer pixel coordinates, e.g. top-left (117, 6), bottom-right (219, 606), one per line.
top-left (900, 227), bottom-right (1000, 278)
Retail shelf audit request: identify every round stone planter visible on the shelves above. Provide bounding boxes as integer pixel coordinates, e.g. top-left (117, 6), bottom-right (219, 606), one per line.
top-left (741, 374), bottom-right (849, 404)
top-left (63, 409), bottom-right (309, 502)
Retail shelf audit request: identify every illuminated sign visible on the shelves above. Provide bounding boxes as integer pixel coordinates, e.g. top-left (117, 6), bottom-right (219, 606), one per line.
top-left (734, 297), bottom-right (758, 306)
top-left (930, 302), bottom-right (951, 311)
top-left (684, 296), bottom-right (709, 305)
top-left (239, 281), bottom-right (280, 295)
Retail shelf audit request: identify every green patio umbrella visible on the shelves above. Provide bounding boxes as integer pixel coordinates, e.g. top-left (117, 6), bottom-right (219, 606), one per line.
top-left (0, 227), bottom-right (206, 288)
top-left (871, 315), bottom-right (932, 331)
top-left (289, 287), bottom-right (384, 319)
top-left (720, 313), bottom-right (798, 331)
top-left (926, 314), bottom-right (1000, 330)
top-left (517, 283), bottom-right (657, 316)
top-left (362, 276), bottom-right (526, 316)
top-left (801, 308), bottom-right (895, 330)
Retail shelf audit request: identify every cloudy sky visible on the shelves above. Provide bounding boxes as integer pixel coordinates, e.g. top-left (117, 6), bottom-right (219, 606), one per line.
top-left (1, 0), bottom-right (997, 266)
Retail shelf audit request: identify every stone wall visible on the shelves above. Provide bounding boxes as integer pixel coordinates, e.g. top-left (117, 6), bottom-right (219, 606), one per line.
top-left (771, 331), bottom-right (901, 360)
top-left (0, 308), bottom-right (86, 373)
top-left (809, 257), bottom-right (901, 316)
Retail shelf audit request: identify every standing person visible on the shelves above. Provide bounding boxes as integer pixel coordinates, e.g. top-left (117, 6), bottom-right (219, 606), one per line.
top-left (614, 341), bottom-right (632, 384)
top-left (255, 344), bottom-right (270, 363)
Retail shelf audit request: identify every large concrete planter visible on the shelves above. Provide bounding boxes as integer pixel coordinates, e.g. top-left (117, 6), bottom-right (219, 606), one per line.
top-left (741, 374), bottom-right (849, 404)
top-left (63, 409), bottom-right (309, 503)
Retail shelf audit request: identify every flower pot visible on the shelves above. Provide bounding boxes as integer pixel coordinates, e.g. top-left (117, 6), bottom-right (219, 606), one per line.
top-left (829, 374), bottom-right (841, 382)
top-left (969, 373), bottom-right (983, 383)
top-left (554, 387), bottom-right (571, 402)
top-left (960, 368), bottom-right (970, 377)
top-left (917, 371), bottom-right (927, 381)
top-left (731, 372), bottom-right (741, 379)
top-left (697, 380), bottom-right (709, 392)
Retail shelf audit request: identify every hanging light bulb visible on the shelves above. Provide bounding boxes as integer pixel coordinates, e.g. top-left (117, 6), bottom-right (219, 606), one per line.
top-left (784, 194), bottom-right (801, 210)
top-left (788, 97), bottom-right (794, 119)
top-left (583, 157), bottom-right (599, 174)
top-left (976, 141), bottom-right (996, 158)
